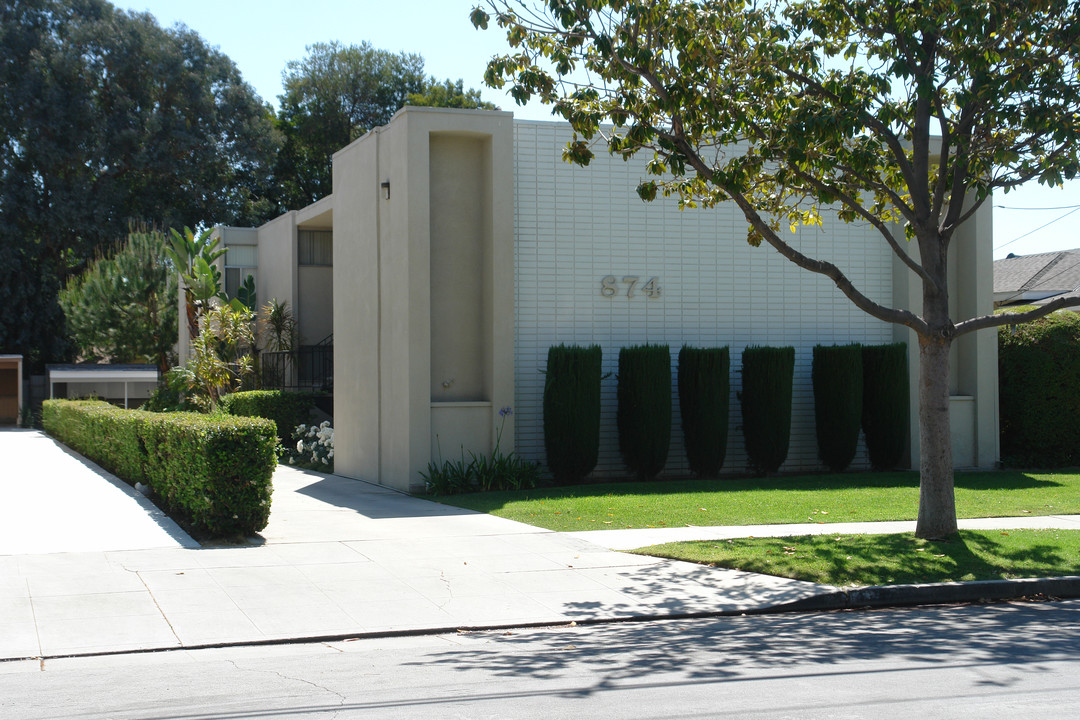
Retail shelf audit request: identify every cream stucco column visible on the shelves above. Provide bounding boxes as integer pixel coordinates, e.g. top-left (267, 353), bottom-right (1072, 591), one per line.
top-left (332, 107), bottom-right (516, 492)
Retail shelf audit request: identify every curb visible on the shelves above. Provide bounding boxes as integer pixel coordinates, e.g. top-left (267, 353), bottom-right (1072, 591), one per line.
top-left (763, 575), bottom-right (1080, 613)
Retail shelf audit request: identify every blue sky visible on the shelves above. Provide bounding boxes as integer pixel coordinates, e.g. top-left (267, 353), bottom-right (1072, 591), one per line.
top-left (113, 0), bottom-right (1079, 260)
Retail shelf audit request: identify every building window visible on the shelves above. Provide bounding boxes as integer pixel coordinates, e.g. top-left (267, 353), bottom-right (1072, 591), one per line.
top-left (225, 267), bottom-right (256, 300)
top-left (299, 230), bottom-right (333, 266)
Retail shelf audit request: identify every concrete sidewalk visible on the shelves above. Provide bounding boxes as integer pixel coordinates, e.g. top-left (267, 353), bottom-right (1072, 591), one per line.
top-left (3, 432), bottom-right (1079, 663)
top-left (0, 454), bottom-right (828, 661)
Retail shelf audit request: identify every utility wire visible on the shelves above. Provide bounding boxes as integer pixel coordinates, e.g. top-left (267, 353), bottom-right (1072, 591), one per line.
top-left (995, 203), bottom-right (1080, 210)
top-left (994, 206), bottom-right (1080, 251)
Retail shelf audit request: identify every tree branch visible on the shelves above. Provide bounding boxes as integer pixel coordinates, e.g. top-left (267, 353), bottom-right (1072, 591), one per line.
top-left (956, 297), bottom-right (1080, 336)
top-left (787, 165), bottom-right (934, 285)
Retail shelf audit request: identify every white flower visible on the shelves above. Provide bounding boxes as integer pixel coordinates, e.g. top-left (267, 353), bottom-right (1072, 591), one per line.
top-left (296, 440), bottom-right (304, 453)
top-left (288, 457), bottom-right (295, 464)
top-left (296, 424), bottom-right (307, 433)
top-left (320, 420), bottom-right (330, 428)
top-left (321, 457), bottom-right (328, 465)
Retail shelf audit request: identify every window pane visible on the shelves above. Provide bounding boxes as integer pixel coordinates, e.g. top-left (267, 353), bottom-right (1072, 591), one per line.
top-left (226, 245), bottom-right (258, 267)
top-left (299, 230), bottom-right (333, 266)
top-left (225, 267), bottom-right (240, 299)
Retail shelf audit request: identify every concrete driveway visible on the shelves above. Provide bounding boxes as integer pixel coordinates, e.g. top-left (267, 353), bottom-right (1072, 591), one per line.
top-left (0, 429), bottom-right (197, 555)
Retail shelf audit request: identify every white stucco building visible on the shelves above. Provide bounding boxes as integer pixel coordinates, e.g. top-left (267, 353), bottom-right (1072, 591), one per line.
top-left (205, 107), bottom-right (998, 493)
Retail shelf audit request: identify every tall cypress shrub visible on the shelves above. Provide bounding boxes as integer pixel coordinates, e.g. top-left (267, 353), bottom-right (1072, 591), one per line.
top-left (812, 344), bottom-right (863, 472)
top-left (678, 345), bottom-right (730, 477)
top-left (544, 344), bottom-right (602, 484)
top-left (740, 346), bottom-right (795, 474)
top-left (861, 343), bottom-right (909, 470)
top-left (617, 344), bottom-right (671, 479)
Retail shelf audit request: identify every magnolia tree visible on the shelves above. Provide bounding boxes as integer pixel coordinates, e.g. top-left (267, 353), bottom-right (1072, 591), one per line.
top-left (472, 0), bottom-right (1080, 538)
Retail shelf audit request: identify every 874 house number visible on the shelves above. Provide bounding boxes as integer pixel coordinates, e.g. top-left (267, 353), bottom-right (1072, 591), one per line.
top-left (601, 275), bottom-right (661, 299)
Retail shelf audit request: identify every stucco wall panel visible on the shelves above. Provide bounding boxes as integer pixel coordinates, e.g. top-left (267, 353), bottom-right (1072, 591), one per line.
top-left (513, 121), bottom-right (895, 477)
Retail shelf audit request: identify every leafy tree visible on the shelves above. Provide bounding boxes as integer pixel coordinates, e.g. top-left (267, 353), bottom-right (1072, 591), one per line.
top-left (407, 78), bottom-right (496, 110)
top-left (58, 227), bottom-right (178, 372)
top-left (0, 243), bottom-right (70, 370)
top-left (164, 226), bottom-right (227, 342)
top-left (472, 0), bottom-right (1080, 538)
top-left (0, 0), bottom-right (279, 369)
top-left (274, 41), bottom-right (496, 210)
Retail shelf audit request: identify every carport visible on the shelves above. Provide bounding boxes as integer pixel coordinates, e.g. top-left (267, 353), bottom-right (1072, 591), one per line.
top-left (46, 364), bottom-right (159, 409)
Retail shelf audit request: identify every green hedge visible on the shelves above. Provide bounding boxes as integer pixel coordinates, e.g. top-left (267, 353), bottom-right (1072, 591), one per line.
top-left (544, 344), bottom-right (602, 484)
top-left (43, 399), bottom-right (276, 536)
top-left (999, 312), bottom-right (1080, 467)
top-left (678, 345), bottom-right (730, 477)
top-left (220, 390), bottom-right (314, 444)
top-left (812, 344), bottom-right (863, 472)
top-left (617, 344), bottom-right (671, 480)
top-left (740, 346), bottom-right (795, 474)
top-left (861, 343), bottom-right (909, 470)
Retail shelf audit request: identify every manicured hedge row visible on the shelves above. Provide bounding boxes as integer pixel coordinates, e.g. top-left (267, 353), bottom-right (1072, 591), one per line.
top-left (220, 390), bottom-right (314, 444)
top-left (999, 311), bottom-right (1080, 467)
top-left (43, 399), bottom-right (276, 536)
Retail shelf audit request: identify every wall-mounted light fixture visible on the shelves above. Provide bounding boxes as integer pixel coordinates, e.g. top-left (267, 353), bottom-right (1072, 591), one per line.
top-left (381, 180), bottom-right (391, 200)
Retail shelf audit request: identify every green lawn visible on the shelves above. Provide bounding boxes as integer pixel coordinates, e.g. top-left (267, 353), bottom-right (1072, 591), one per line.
top-left (426, 471), bottom-right (1080, 532)
top-left (631, 529), bottom-right (1080, 586)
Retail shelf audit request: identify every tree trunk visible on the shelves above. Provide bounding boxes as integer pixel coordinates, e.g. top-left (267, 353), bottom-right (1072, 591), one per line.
top-left (184, 287), bottom-right (199, 341)
top-left (915, 332), bottom-right (958, 539)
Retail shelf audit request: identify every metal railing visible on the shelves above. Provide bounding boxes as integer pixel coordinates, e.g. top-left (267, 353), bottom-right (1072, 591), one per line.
top-left (259, 339), bottom-right (333, 393)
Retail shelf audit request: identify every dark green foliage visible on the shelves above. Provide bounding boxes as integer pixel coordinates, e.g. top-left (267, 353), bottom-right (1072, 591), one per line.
top-left (220, 390), bottom-right (314, 445)
top-left (677, 346), bottom-right (730, 477)
top-left (543, 345), bottom-right (602, 484)
top-left (999, 313), bottom-right (1080, 467)
top-left (423, 408), bottom-right (539, 494)
top-left (740, 346), bottom-right (795, 474)
top-left (59, 228), bottom-right (178, 372)
top-left (812, 344), bottom-right (863, 472)
top-left (861, 343), bottom-right (909, 470)
top-left (0, 243), bottom-right (71, 372)
top-left (43, 399), bottom-right (276, 536)
top-left (617, 345), bottom-right (672, 480)
top-left (0, 0), bottom-right (278, 367)
top-left (273, 41), bottom-right (495, 211)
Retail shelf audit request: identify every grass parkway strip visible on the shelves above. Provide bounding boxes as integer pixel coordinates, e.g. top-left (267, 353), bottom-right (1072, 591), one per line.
top-left (631, 529), bottom-right (1080, 586)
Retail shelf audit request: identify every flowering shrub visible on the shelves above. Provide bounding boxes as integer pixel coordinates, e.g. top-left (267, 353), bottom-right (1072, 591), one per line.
top-left (289, 420), bottom-right (334, 472)
top-left (422, 407), bottom-right (540, 495)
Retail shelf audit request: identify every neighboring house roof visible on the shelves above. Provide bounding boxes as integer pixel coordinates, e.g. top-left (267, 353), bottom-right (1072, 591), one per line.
top-left (993, 249), bottom-right (1080, 306)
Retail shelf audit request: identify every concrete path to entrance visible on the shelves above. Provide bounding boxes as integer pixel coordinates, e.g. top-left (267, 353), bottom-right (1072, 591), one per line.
top-left (0, 432), bottom-right (827, 662)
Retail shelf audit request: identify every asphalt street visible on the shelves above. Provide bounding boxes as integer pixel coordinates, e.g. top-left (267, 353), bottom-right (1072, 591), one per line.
top-left (3, 599), bottom-right (1079, 719)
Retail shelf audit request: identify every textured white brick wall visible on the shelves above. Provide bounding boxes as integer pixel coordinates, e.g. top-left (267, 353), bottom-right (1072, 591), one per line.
top-left (513, 120), bottom-right (896, 477)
